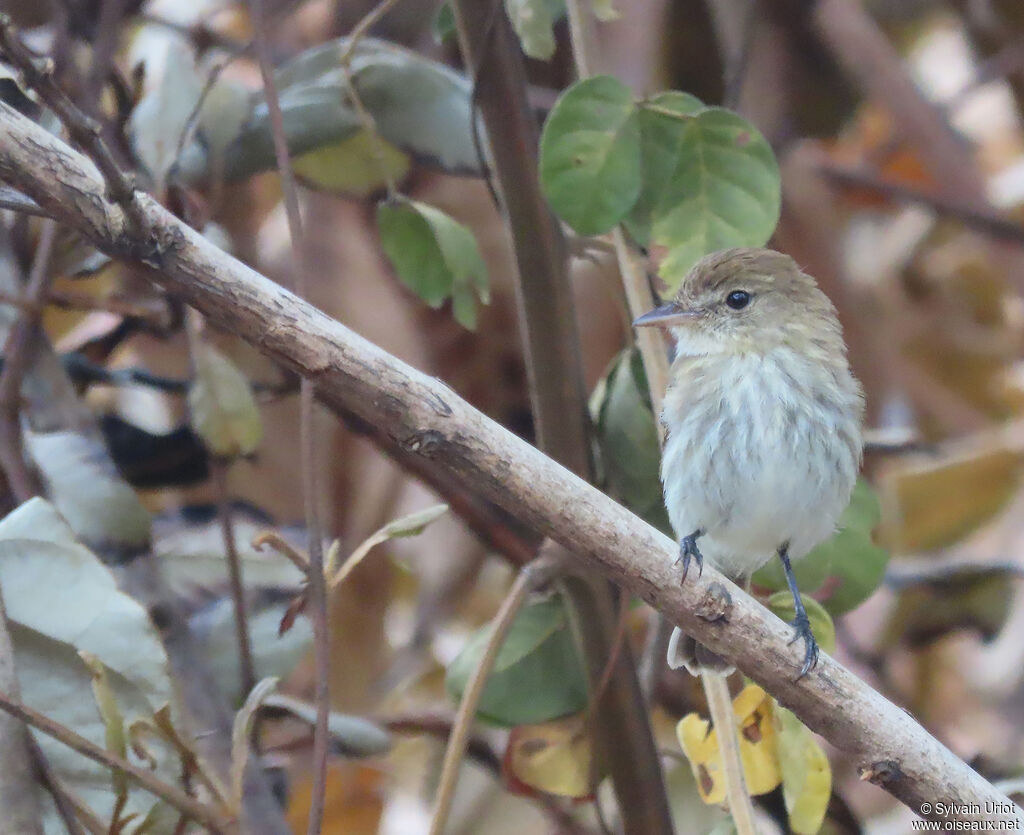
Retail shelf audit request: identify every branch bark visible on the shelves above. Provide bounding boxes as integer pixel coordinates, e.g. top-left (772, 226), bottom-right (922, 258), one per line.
top-left (0, 100), bottom-right (1019, 827)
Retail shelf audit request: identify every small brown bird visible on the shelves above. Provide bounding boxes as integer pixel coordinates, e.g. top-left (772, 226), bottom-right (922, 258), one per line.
top-left (635, 248), bottom-right (864, 677)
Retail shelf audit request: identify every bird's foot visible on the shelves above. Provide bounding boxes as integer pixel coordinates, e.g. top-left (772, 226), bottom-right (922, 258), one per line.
top-left (675, 531), bottom-right (704, 583)
top-left (788, 612), bottom-right (819, 679)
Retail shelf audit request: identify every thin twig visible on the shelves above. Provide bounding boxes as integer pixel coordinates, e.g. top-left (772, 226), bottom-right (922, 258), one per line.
top-left (0, 690), bottom-right (234, 833)
top-left (817, 161), bottom-right (1024, 244)
top-left (0, 16), bottom-right (141, 225)
top-left (385, 711), bottom-right (595, 835)
top-left (0, 218), bottom-right (58, 502)
top-left (338, 0), bottom-right (403, 65)
top-left (429, 555), bottom-right (557, 835)
top-left (27, 734), bottom-right (87, 835)
top-left (0, 187), bottom-right (52, 219)
top-left (721, 0), bottom-right (759, 110)
top-left (247, 3), bottom-right (330, 833)
top-left (213, 459), bottom-right (256, 695)
top-left (252, 531), bottom-right (311, 573)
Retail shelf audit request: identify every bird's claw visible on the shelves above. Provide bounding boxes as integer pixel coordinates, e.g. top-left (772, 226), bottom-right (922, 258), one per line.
top-left (788, 613), bottom-right (819, 679)
top-left (676, 533), bottom-right (704, 583)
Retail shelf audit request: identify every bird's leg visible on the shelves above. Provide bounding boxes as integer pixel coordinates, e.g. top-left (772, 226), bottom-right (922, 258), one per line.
top-left (778, 543), bottom-right (819, 678)
top-left (677, 529), bottom-right (704, 582)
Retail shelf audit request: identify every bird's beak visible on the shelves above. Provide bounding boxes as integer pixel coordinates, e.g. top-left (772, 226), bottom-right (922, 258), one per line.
top-left (633, 303), bottom-right (701, 328)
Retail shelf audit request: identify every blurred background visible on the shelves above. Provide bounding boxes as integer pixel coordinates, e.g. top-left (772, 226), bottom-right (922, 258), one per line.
top-left (4, 0), bottom-right (1024, 832)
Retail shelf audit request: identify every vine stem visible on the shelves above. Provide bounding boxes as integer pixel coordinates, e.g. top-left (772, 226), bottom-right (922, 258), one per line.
top-left (564, 3), bottom-right (759, 832)
top-left (428, 554), bottom-right (559, 835)
top-left (247, 2), bottom-right (329, 833)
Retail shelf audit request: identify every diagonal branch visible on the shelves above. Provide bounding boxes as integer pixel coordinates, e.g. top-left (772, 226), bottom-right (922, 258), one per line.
top-left (0, 100), bottom-right (1019, 828)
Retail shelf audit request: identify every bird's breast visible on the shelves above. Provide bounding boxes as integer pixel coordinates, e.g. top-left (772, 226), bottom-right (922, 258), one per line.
top-left (660, 349), bottom-right (862, 576)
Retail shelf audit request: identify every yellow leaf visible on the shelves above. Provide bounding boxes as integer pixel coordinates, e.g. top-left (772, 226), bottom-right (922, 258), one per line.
top-left (776, 706), bottom-right (831, 835)
top-left (505, 713), bottom-right (592, 798)
top-left (879, 443), bottom-right (1022, 552)
top-left (188, 342), bottom-right (262, 458)
top-left (293, 131), bottom-right (410, 197)
top-left (676, 684), bottom-right (782, 804)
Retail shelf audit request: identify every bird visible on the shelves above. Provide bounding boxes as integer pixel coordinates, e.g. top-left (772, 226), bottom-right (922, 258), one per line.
top-left (634, 247), bottom-right (864, 678)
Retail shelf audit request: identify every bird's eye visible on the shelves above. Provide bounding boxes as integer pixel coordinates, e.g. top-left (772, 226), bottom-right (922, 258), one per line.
top-left (725, 290), bottom-right (751, 310)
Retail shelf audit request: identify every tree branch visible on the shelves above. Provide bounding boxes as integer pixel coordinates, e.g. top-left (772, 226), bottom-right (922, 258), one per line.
top-left (0, 100), bottom-right (1018, 827)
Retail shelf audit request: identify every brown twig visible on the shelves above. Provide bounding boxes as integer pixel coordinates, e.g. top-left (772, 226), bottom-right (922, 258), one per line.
top-left (247, 3), bottom-right (330, 833)
top-left (817, 161), bottom-right (1024, 244)
top-left (2, 101), bottom-right (1021, 827)
top-left (0, 187), bottom-right (52, 219)
top-left (0, 218), bottom-right (57, 502)
top-left (0, 16), bottom-right (141, 226)
top-left (213, 459), bottom-right (257, 695)
top-left (27, 734), bottom-right (87, 835)
top-left (0, 690), bottom-right (234, 833)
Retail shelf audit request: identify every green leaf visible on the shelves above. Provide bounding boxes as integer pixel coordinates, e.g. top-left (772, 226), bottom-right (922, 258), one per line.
top-left (446, 597), bottom-right (588, 726)
top-left (625, 92), bottom-right (706, 246)
top-left (377, 198), bottom-right (489, 329)
top-left (188, 342), bottom-right (263, 458)
top-left (176, 38), bottom-right (482, 183)
top-left (753, 480), bottom-right (889, 616)
top-left (505, 0), bottom-right (566, 60)
top-left (590, 348), bottom-right (671, 533)
top-left (766, 592), bottom-right (836, 655)
top-left (590, 0), bottom-right (619, 20)
top-left (539, 75), bottom-right (643, 235)
top-left (650, 107), bottom-right (780, 289)
top-left (433, 2), bottom-right (456, 43)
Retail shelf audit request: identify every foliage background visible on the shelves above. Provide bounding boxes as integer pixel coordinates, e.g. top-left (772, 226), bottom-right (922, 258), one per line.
top-left (3, 0), bottom-right (1024, 832)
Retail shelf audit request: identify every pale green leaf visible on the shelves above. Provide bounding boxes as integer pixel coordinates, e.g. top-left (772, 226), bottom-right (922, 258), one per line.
top-left (775, 705), bottom-right (832, 835)
top-left (188, 342), bottom-right (263, 458)
top-left (262, 693), bottom-right (392, 757)
top-left (505, 0), bottom-right (565, 60)
top-left (445, 598), bottom-right (588, 726)
top-left (24, 430), bottom-right (151, 552)
top-left (0, 499), bottom-right (178, 832)
top-left (766, 592), bottom-right (836, 655)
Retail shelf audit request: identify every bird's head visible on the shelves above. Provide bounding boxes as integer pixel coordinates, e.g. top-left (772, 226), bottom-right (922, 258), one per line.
top-left (634, 248), bottom-right (842, 357)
